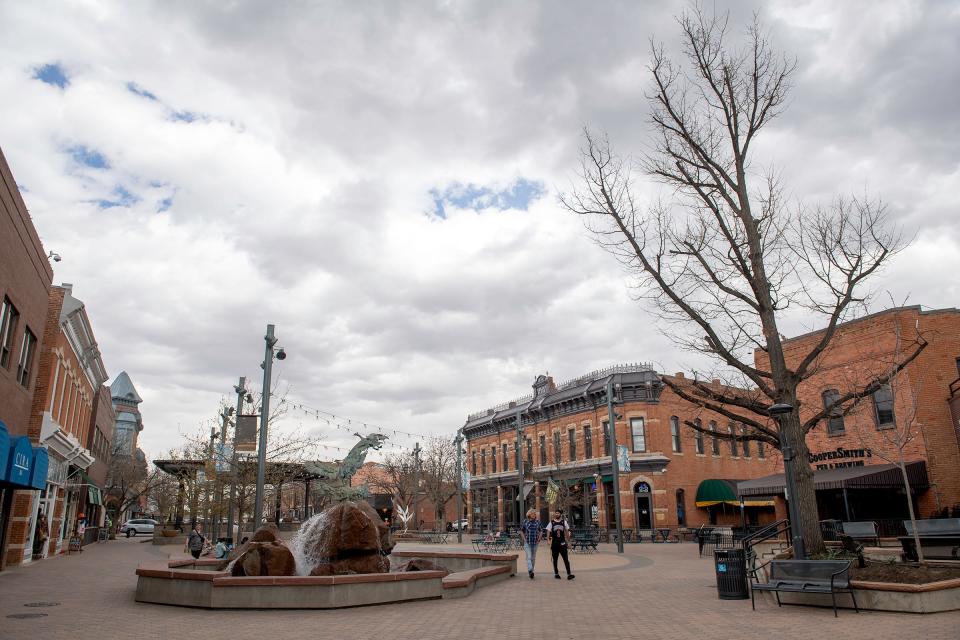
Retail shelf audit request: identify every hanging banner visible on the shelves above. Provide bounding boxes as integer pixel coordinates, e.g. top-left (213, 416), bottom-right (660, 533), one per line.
top-left (545, 479), bottom-right (559, 505)
top-left (235, 415), bottom-right (258, 452)
top-left (215, 443), bottom-right (232, 473)
top-left (617, 445), bottom-right (630, 473)
top-left (461, 469), bottom-right (471, 490)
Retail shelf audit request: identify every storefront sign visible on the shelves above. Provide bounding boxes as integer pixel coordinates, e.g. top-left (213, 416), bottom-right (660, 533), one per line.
top-left (809, 446), bottom-right (873, 470)
top-left (6, 437), bottom-right (33, 486)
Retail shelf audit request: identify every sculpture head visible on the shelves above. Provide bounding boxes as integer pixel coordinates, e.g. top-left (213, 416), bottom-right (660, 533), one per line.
top-left (354, 432), bottom-right (388, 451)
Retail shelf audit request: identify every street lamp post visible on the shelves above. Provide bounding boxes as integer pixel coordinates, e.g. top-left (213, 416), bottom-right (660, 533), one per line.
top-left (769, 403), bottom-right (806, 559)
top-left (515, 410), bottom-right (524, 527)
top-left (212, 406), bottom-right (232, 541)
top-left (605, 377), bottom-right (624, 554)
top-left (454, 430), bottom-right (464, 544)
top-left (226, 377), bottom-right (246, 544)
top-left (253, 325), bottom-right (279, 529)
top-left (412, 442), bottom-right (422, 531)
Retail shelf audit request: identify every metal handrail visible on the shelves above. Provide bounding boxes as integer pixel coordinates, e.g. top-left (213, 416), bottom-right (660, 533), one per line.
top-left (740, 518), bottom-right (790, 548)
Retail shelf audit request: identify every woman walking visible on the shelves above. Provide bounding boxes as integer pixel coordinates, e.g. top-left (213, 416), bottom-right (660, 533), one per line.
top-left (546, 510), bottom-right (575, 580)
top-left (187, 523), bottom-right (205, 559)
top-left (519, 509), bottom-right (544, 579)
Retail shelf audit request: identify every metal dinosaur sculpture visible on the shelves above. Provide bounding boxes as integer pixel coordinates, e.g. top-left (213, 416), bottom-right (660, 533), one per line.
top-left (303, 432), bottom-right (388, 502)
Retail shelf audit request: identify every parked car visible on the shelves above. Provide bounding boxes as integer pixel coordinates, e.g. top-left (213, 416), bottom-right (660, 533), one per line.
top-left (120, 518), bottom-right (158, 537)
top-left (446, 519), bottom-right (470, 532)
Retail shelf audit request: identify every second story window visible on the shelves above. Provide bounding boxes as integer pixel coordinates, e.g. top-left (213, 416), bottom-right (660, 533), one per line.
top-left (539, 434), bottom-right (547, 466)
top-left (710, 421), bottom-right (720, 456)
top-left (694, 419), bottom-right (704, 454)
top-left (481, 449), bottom-right (487, 474)
top-left (602, 420), bottom-right (610, 456)
top-left (873, 384), bottom-right (896, 429)
top-left (16, 328), bottom-right (37, 388)
top-left (822, 389), bottom-right (845, 434)
top-left (630, 417), bottom-right (646, 453)
top-left (502, 443), bottom-right (509, 471)
top-left (490, 447), bottom-right (497, 473)
top-left (553, 431), bottom-right (561, 465)
top-left (584, 426), bottom-right (593, 458)
top-left (728, 424), bottom-right (738, 457)
top-left (741, 426), bottom-right (751, 458)
top-left (758, 440), bottom-right (765, 459)
top-left (568, 428), bottom-right (577, 461)
top-left (670, 416), bottom-right (681, 453)
top-left (472, 451), bottom-right (477, 475)
top-left (526, 437), bottom-right (533, 467)
top-left (0, 297), bottom-right (20, 369)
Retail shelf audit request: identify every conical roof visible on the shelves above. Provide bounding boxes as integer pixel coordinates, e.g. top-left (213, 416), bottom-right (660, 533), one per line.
top-left (110, 371), bottom-right (142, 403)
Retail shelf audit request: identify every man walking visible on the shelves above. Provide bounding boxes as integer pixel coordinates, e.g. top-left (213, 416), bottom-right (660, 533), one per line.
top-left (520, 509), bottom-right (544, 579)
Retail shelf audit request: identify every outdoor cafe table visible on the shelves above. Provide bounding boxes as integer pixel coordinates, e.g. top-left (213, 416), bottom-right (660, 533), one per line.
top-left (655, 528), bottom-right (672, 542)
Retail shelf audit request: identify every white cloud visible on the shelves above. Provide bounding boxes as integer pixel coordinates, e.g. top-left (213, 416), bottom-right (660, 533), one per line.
top-left (0, 0), bottom-right (955, 460)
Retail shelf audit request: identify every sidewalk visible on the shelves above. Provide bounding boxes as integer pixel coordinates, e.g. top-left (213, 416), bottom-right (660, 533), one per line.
top-left (1, 538), bottom-right (958, 640)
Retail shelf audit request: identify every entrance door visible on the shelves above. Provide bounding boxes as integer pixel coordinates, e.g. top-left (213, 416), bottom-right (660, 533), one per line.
top-left (635, 495), bottom-right (652, 529)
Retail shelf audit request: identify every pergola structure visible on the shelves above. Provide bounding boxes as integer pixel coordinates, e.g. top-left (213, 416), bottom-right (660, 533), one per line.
top-left (153, 458), bottom-right (335, 531)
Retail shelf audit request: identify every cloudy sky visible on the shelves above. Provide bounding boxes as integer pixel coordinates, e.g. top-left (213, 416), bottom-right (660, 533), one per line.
top-left (1, 1), bottom-right (957, 461)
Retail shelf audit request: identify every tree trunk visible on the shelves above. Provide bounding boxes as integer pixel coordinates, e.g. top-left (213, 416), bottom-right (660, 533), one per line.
top-left (783, 408), bottom-right (826, 556)
top-left (899, 458), bottom-right (925, 564)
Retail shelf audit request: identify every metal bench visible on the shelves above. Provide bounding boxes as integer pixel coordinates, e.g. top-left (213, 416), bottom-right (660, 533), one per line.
top-left (840, 521), bottom-right (879, 547)
top-left (750, 559), bottom-right (858, 617)
top-left (571, 533), bottom-right (599, 553)
top-left (900, 518), bottom-right (960, 561)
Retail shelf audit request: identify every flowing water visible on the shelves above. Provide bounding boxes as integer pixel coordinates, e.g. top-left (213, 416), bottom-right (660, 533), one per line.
top-left (290, 511), bottom-right (332, 576)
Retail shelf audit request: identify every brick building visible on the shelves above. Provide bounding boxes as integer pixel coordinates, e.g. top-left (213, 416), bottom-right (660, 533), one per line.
top-left (740, 306), bottom-right (960, 533)
top-left (84, 384), bottom-right (116, 537)
top-left (23, 284), bottom-right (110, 560)
top-left (0, 146), bottom-right (54, 570)
top-left (463, 365), bottom-right (780, 533)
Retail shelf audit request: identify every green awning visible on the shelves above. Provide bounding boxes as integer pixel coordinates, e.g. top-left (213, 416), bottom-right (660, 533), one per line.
top-left (695, 479), bottom-right (740, 507)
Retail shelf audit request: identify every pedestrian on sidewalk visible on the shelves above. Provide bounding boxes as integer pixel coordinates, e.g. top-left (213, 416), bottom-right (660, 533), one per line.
top-left (519, 508), bottom-right (544, 579)
top-left (187, 524), bottom-right (205, 560)
top-left (546, 510), bottom-right (575, 580)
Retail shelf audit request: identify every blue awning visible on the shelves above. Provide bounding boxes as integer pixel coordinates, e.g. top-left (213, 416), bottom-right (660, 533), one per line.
top-left (6, 436), bottom-right (33, 486)
top-left (30, 446), bottom-right (48, 489)
top-left (0, 420), bottom-right (10, 479)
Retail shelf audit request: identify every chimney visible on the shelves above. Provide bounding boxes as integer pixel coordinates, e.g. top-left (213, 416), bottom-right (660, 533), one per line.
top-left (675, 372), bottom-right (685, 379)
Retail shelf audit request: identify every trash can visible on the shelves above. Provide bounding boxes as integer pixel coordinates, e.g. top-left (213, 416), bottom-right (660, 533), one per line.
top-left (714, 548), bottom-right (748, 600)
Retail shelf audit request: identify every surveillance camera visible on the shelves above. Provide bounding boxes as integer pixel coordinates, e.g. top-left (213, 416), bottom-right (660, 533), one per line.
top-left (47, 251), bottom-right (61, 262)
top-left (275, 347), bottom-right (287, 360)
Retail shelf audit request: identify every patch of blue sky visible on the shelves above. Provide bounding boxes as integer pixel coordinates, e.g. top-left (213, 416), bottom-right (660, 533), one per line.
top-left (127, 82), bottom-right (158, 101)
top-left (33, 63), bottom-right (69, 88)
top-left (67, 145), bottom-right (110, 170)
top-left (157, 196), bottom-right (173, 213)
top-left (430, 178), bottom-right (546, 219)
top-left (171, 110), bottom-right (200, 123)
top-left (95, 185), bottom-right (139, 209)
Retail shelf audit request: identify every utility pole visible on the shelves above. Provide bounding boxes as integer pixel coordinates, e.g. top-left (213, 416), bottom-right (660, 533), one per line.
top-left (412, 442), bottom-right (422, 532)
top-left (515, 410), bottom-right (524, 526)
top-left (206, 423), bottom-right (217, 536)
top-left (454, 430), bottom-right (464, 544)
top-left (606, 376), bottom-right (624, 554)
top-left (226, 377), bottom-right (245, 545)
top-left (212, 406), bottom-right (232, 541)
top-left (253, 325), bottom-right (278, 529)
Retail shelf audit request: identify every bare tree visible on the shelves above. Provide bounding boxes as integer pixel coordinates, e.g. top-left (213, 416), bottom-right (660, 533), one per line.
top-left (561, 7), bottom-right (922, 554)
top-left (420, 437), bottom-right (458, 529)
top-left (105, 444), bottom-right (163, 523)
top-left (369, 450), bottom-right (417, 516)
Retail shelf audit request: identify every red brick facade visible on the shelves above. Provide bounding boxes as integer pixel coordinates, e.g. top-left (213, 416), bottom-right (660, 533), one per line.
top-left (0, 146), bottom-right (53, 570)
top-left (764, 307), bottom-right (960, 516)
top-left (465, 369), bottom-right (780, 533)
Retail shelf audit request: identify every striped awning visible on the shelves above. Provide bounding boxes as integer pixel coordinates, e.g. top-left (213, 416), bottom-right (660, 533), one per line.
top-left (737, 461), bottom-right (929, 497)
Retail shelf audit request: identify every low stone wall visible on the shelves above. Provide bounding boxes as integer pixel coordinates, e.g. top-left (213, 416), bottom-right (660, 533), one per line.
top-left (135, 551), bottom-right (517, 609)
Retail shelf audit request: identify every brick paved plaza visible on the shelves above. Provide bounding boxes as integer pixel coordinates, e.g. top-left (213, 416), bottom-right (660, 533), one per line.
top-left (1, 537), bottom-right (958, 640)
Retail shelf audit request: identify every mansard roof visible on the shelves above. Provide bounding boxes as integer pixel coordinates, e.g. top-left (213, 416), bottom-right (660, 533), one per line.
top-left (110, 371), bottom-right (142, 404)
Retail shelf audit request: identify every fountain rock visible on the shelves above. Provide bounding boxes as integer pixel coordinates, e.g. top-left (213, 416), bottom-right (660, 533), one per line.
top-left (231, 540), bottom-right (297, 577)
top-left (217, 523), bottom-right (285, 573)
top-left (293, 501), bottom-right (393, 576)
top-left (394, 558), bottom-right (449, 576)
